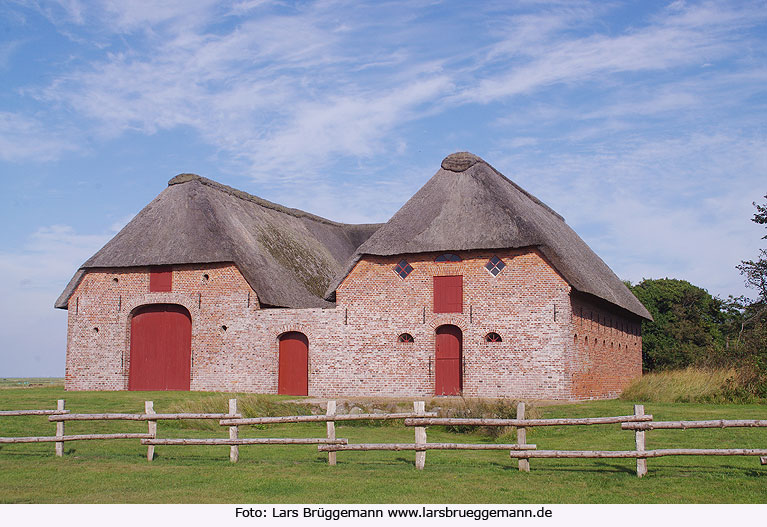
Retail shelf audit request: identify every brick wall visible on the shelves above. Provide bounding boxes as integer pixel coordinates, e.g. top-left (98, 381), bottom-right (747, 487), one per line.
top-left (65, 250), bottom-right (642, 399)
top-left (333, 248), bottom-right (574, 398)
top-left (65, 263), bottom-right (258, 391)
top-left (568, 293), bottom-right (643, 399)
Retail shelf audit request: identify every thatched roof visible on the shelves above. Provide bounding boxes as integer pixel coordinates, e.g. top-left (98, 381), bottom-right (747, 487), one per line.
top-left (57, 154), bottom-right (651, 319)
top-left (55, 175), bottom-right (381, 309)
top-left (325, 152), bottom-right (651, 320)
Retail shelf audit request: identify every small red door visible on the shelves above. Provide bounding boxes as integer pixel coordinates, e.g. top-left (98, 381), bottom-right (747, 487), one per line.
top-left (435, 325), bottom-right (462, 395)
top-left (129, 304), bottom-right (191, 391)
top-left (149, 267), bottom-right (172, 292)
top-left (278, 332), bottom-right (308, 396)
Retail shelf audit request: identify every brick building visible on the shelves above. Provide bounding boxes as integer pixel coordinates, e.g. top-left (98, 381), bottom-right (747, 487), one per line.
top-left (56, 152), bottom-right (651, 399)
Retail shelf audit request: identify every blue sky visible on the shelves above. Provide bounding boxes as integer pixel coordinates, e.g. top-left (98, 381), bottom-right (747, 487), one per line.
top-left (1, 0), bottom-right (766, 377)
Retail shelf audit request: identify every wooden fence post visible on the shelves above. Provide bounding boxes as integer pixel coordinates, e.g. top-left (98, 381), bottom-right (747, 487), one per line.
top-left (517, 402), bottom-right (529, 472)
top-left (55, 399), bottom-right (65, 457)
top-left (146, 401), bottom-right (156, 461)
top-left (635, 404), bottom-right (647, 478)
top-left (414, 401), bottom-right (426, 470)
top-left (326, 401), bottom-right (336, 466)
top-left (229, 398), bottom-right (239, 463)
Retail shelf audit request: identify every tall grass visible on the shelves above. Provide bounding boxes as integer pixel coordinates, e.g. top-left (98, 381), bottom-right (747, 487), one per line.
top-left (620, 367), bottom-right (737, 403)
top-left (166, 394), bottom-right (313, 430)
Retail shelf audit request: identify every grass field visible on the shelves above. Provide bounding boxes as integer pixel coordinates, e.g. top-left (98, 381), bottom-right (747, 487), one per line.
top-left (1, 386), bottom-right (766, 503)
top-left (0, 378), bottom-right (64, 389)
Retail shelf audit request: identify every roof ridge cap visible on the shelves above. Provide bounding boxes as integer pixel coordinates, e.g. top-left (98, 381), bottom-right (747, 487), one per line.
top-left (439, 153), bottom-right (564, 222)
top-left (168, 173), bottom-right (380, 229)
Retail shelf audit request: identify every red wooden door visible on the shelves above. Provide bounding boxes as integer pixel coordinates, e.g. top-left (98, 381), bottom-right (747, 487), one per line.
top-left (129, 304), bottom-right (191, 391)
top-left (435, 325), bottom-right (462, 395)
top-left (433, 275), bottom-right (463, 313)
top-left (278, 332), bottom-right (308, 396)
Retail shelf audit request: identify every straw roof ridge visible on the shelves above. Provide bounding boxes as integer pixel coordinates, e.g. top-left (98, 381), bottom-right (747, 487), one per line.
top-left (441, 152), bottom-right (563, 221)
top-left (168, 173), bottom-right (380, 230)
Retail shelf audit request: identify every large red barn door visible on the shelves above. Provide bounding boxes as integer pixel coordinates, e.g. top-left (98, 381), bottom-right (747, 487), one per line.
top-left (278, 332), bottom-right (308, 396)
top-left (435, 324), bottom-right (462, 395)
top-left (129, 304), bottom-right (191, 391)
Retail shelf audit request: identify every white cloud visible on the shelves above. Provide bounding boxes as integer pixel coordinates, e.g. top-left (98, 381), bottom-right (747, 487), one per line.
top-left (31, 0), bottom-right (223, 33)
top-left (26, 0), bottom-right (762, 178)
top-left (0, 40), bottom-right (23, 69)
top-left (459, 1), bottom-right (766, 104)
top-left (34, 2), bottom-right (457, 178)
top-left (0, 112), bottom-right (81, 162)
top-left (242, 76), bottom-right (453, 179)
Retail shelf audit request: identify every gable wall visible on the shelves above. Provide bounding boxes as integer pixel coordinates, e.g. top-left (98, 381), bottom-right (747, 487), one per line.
top-left (333, 248), bottom-right (575, 398)
top-left (65, 263), bottom-right (259, 391)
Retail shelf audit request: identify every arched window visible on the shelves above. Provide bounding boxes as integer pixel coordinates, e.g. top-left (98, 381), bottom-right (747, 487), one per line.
top-left (397, 333), bottom-right (415, 343)
top-left (435, 253), bottom-right (461, 262)
top-left (484, 332), bottom-right (502, 343)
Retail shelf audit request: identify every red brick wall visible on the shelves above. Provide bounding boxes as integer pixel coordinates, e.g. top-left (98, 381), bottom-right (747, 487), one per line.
top-left (569, 293), bottom-right (643, 399)
top-left (64, 250), bottom-right (642, 399)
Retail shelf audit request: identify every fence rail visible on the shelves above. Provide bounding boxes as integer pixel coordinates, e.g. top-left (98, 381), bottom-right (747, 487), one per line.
top-left (219, 412), bottom-right (437, 426)
top-left (508, 449), bottom-right (767, 459)
top-left (1, 433), bottom-right (153, 443)
top-left (622, 420), bottom-right (767, 430)
top-left (403, 415), bottom-right (653, 427)
top-left (50, 413), bottom-right (238, 421)
top-left (142, 438), bottom-right (349, 446)
top-left (318, 443), bottom-right (538, 452)
top-left (0, 409), bottom-right (69, 416)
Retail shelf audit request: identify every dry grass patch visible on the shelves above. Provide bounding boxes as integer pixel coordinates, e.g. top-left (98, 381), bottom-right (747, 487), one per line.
top-left (426, 398), bottom-right (540, 440)
top-left (620, 368), bottom-right (737, 403)
top-left (166, 394), bottom-right (313, 430)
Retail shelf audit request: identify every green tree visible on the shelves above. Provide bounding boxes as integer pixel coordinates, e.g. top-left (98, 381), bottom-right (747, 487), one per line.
top-left (736, 194), bottom-right (767, 302)
top-left (730, 194), bottom-right (767, 397)
top-left (629, 278), bottom-right (725, 371)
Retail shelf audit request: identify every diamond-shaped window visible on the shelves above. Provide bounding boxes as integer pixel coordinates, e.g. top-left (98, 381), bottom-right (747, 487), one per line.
top-left (435, 253), bottom-right (461, 262)
top-left (485, 256), bottom-right (506, 277)
top-left (394, 259), bottom-right (414, 279)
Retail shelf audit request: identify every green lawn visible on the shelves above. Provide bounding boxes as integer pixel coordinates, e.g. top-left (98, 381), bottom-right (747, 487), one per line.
top-left (1, 386), bottom-right (766, 503)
